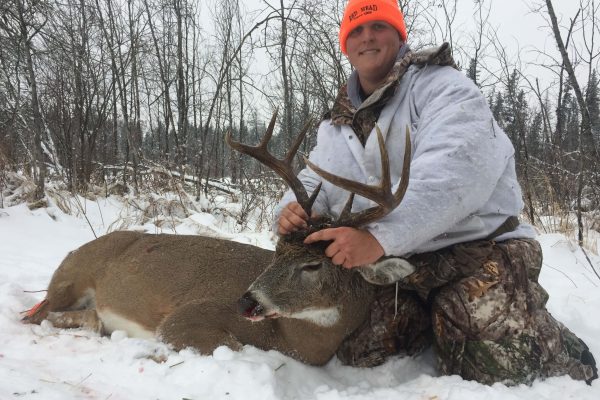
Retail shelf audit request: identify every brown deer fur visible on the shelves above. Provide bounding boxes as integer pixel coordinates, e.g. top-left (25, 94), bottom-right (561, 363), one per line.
top-left (25, 230), bottom-right (375, 365)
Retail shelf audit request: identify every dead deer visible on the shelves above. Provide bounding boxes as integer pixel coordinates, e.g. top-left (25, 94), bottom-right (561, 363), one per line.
top-left (23, 112), bottom-right (411, 366)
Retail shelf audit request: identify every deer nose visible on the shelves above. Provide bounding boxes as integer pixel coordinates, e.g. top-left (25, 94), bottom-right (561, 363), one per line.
top-left (237, 292), bottom-right (264, 318)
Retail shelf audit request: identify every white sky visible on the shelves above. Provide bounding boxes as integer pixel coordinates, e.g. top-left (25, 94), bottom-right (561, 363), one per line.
top-left (460, 0), bottom-right (580, 53)
top-left (444, 0), bottom-right (585, 91)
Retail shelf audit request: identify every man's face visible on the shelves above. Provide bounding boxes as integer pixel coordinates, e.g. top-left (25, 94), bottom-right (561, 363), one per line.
top-left (345, 20), bottom-right (401, 88)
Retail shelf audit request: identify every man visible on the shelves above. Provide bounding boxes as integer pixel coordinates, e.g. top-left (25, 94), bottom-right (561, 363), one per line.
top-left (275, 0), bottom-right (597, 386)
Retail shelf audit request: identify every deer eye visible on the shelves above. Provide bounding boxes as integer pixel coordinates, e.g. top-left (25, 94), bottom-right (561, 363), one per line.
top-left (301, 263), bottom-right (323, 272)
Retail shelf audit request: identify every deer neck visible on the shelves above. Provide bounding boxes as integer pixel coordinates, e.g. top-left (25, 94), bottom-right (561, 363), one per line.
top-left (273, 274), bottom-right (375, 365)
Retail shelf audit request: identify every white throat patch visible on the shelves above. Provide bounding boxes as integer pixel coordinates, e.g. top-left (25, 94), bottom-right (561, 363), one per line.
top-left (289, 307), bottom-right (340, 327)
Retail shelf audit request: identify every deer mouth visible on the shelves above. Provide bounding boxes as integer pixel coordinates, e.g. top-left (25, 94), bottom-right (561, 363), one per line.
top-left (238, 292), bottom-right (281, 321)
top-left (245, 312), bottom-right (280, 322)
top-left (242, 307), bottom-right (281, 322)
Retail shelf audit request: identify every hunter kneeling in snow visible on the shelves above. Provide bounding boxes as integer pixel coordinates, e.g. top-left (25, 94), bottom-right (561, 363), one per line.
top-left (275, 0), bottom-right (598, 385)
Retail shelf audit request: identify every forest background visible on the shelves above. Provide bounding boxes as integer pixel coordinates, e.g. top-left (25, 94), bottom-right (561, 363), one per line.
top-left (0, 0), bottom-right (599, 252)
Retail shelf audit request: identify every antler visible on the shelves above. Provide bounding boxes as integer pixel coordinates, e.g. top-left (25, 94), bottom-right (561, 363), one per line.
top-left (304, 125), bottom-right (411, 228)
top-left (225, 110), bottom-right (321, 216)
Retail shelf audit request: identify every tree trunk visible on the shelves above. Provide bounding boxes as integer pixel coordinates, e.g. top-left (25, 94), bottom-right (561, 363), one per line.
top-left (545, 0), bottom-right (592, 245)
top-left (18, 0), bottom-right (45, 200)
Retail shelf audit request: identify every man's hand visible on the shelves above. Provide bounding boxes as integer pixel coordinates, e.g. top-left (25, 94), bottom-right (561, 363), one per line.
top-left (304, 227), bottom-right (384, 269)
top-left (277, 202), bottom-right (309, 235)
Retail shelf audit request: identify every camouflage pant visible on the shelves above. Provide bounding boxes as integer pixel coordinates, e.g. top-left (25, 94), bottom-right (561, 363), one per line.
top-left (337, 239), bottom-right (598, 385)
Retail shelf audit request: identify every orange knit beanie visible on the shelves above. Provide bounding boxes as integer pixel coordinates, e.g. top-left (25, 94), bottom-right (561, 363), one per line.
top-left (339, 0), bottom-right (407, 55)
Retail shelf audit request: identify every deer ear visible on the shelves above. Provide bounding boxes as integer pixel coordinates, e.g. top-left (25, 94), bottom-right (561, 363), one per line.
top-left (358, 257), bottom-right (416, 285)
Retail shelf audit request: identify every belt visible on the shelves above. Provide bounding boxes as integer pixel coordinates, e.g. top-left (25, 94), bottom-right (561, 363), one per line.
top-left (486, 216), bottom-right (520, 240)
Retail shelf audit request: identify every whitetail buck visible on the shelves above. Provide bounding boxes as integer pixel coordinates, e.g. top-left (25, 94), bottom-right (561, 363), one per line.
top-left (23, 112), bottom-right (411, 366)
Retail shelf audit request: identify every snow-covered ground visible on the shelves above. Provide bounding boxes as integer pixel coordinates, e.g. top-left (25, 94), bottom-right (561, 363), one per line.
top-left (0, 191), bottom-right (599, 399)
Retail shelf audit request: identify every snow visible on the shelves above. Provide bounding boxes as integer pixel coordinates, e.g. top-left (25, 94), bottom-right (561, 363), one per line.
top-left (0, 194), bottom-right (599, 399)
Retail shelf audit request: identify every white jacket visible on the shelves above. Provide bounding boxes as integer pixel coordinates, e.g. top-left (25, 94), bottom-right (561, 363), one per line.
top-left (276, 62), bottom-right (536, 257)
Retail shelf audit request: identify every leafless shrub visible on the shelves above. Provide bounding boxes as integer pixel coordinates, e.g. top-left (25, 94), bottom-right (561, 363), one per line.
top-left (0, 172), bottom-right (36, 207)
top-left (0, 145), bottom-right (9, 208)
top-left (235, 171), bottom-right (284, 232)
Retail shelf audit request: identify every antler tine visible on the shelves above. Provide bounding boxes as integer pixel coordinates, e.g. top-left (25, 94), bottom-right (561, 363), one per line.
top-left (307, 180), bottom-right (322, 202)
top-left (259, 108), bottom-right (279, 148)
top-left (337, 192), bottom-right (355, 222)
top-left (305, 125), bottom-right (411, 228)
top-left (225, 111), bottom-right (319, 216)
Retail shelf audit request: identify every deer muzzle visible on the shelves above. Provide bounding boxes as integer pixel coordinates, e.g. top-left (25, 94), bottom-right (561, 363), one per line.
top-left (237, 292), bottom-right (265, 320)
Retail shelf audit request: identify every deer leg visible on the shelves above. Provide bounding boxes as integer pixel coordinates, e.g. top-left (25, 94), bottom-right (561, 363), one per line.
top-left (158, 301), bottom-right (243, 354)
top-left (46, 309), bottom-right (103, 333)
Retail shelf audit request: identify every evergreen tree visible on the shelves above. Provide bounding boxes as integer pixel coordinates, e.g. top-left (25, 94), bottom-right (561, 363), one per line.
top-left (466, 58), bottom-right (480, 88)
top-left (556, 82), bottom-right (573, 145)
top-left (527, 112), bottom-right (543, 159)
top-left (502, 72), bottom-right (527, 146)
top-left (492, 91), bottom-right (504, 126)
top-left (585, 70), bottom-right (600, 150)
top-left (562, 85), bottom-right (580, 152)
